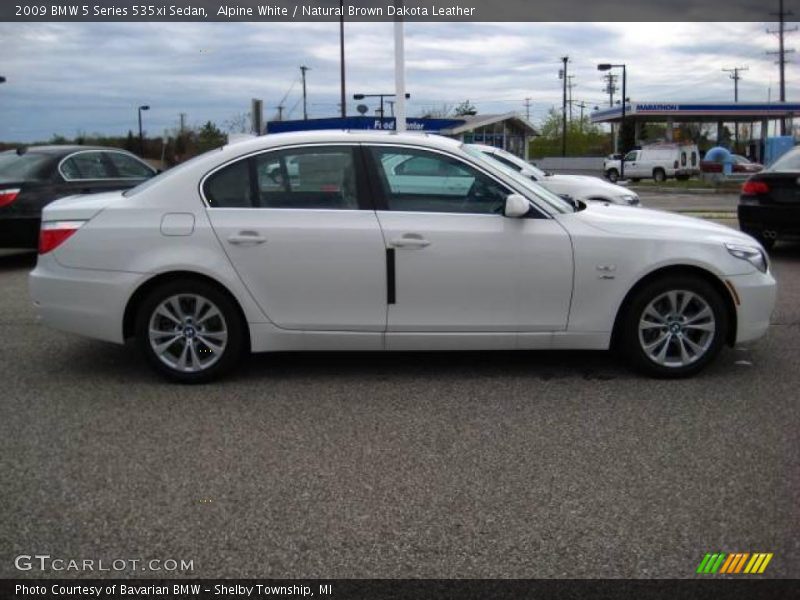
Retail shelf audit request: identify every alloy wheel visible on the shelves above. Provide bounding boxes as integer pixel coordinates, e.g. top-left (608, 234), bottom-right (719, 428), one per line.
top-left (637, 290), bottom-right (716, 368)
top-left (148, 294), bottom-right (228, 373)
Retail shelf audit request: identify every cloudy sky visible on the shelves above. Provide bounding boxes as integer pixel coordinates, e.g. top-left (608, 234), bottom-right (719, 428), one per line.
top-left (0, 21), bottom-right (797, 141)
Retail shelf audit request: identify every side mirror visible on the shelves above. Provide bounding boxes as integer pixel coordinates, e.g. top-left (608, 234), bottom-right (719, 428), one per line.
top-left (504, 193), bottom-right (530, 218)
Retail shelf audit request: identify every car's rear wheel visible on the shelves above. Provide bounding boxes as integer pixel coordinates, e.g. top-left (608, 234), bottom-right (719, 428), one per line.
top-left (135, 279), bottom-right (245, 383)
top-left (653, 168), bottom-right (667, 183)
top-left (620, 276), bottom-right (728, 377)
top-left (605, 169), bottom-right (619, 183)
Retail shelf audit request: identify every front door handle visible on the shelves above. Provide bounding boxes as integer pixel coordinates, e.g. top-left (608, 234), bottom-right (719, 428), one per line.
top-left (390, 234), bottom-right (430, 249)
top-left (227, 231), bottom-right (267, 245)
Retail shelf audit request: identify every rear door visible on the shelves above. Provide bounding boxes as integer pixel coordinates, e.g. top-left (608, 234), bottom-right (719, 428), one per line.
top-left (204, 144), bottom-right (387, 331)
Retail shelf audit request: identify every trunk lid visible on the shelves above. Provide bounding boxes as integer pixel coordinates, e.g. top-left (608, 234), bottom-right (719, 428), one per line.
top-left (41, 190), bottom-right (124, 222)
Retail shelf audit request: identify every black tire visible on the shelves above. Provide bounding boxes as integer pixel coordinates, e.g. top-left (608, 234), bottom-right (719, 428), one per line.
top-left (653, 168), bottom-right (667, 183)
top-left (630, 178), bottom-right (641, 183)
top-left (675, 174), bottom-right (690, 181)
top-left (135, 278), bottom-right (246, 383)
top-left (605, 169), bottom-right (619, 183)
top-left (619, 275), bottom-right (729, 378)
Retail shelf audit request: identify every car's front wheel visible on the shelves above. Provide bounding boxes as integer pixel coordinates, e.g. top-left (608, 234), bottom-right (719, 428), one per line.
top-left (620, 276), bottom-right (728, 377)
top-left (135, 279), bottom-right (246, 383)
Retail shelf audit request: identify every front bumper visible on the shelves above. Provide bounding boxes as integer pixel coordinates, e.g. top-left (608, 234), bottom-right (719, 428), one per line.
top-left (727, 269), bottom-right (777, 344)
top-left (29, 254), bottom-right (143, 344)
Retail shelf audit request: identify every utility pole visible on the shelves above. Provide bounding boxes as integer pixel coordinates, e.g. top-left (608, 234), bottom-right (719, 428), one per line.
top-left (767, 0), bottom-right (796, 134)
top-left (567, 75), bottom-right (575, 122)
top-left (178, 112), bottom-right (186, 134)
top-left (560, 56), bottom-right (569, 157)
top-left (603, 72), bottom-right (618, 153)
top-left (276, 105), bottom-right (284, 121)
top-left (387, 100), bottom-right (395, 117)
top-left (723, 66), bottom-right (748, 148)
top-left (300, 65), bottom-right (310, 120)
top-left (723, 66), bottom-right (748, 102)
top-left (524, 97), bottom-right (532, 121)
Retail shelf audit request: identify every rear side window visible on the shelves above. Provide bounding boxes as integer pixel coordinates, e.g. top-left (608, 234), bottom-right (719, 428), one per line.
top-left (60, 152), bottom-right (115, 180)
top-left (681, 152), bottom-right (687, 167)
top-left (204, 146), bottom-right (359, 210)
top-left (105, 152), bottom-right (155, 178)
top-left (691, 151), bottom-right (698, 166)
top-left (203, 158), bottom-right (253, 208)
top-left (0, 153), bottom-right (52, 180)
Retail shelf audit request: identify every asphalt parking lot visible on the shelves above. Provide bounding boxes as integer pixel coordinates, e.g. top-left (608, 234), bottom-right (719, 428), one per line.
top-left (0, 207), bottom-right (798, 579)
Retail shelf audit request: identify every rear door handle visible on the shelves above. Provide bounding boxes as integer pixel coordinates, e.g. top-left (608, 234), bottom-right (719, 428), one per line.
top-left (390, 234), bottom-right (430, 249)
top-left (227, 231), bottom-right (267, 245)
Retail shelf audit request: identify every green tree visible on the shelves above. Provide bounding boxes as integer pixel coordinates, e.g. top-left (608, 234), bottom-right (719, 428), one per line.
top-left (453, 100), bottom-right (477, 116)
top-left (196, 121), bottom-right (227, 153)
top-left (529, 108), bottom-right (611, 158)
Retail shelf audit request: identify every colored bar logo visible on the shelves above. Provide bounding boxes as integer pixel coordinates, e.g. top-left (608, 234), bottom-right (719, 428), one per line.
top-left (696, 552), bottom-right (773, 574)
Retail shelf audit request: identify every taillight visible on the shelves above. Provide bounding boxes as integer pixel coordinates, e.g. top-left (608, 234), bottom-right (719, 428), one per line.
top-left (38, 221), bottom-right (85, 254)
top-left (0, 188), bottom-right (20, 208)
top-left (741, 180), bottom-right (769, 195)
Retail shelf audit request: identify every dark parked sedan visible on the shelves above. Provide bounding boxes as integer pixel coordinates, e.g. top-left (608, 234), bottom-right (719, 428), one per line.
top-left (738, 146), bottom-right (800, 250)
top-left (0, 145), bottom-right (156, 248)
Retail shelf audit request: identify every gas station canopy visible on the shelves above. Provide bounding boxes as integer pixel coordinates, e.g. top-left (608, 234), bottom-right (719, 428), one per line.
top-left (591, 102), bottom-right (800, 124)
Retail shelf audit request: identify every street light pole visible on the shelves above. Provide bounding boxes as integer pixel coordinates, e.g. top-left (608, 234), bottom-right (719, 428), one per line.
top-left (137, 105), bottom-right (150, 157)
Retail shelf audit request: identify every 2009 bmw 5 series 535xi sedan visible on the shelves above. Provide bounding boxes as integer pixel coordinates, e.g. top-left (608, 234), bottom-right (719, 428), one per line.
top-left (29, 131), bottom-right (776, 382)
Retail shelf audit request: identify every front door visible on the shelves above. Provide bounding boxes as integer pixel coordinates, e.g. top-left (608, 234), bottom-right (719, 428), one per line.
top-left (365, 145), bottom-right (573, 335)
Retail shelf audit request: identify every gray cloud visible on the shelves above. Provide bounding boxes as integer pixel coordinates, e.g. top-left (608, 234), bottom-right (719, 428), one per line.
top-left (0, 21), bottom-right (795, 141)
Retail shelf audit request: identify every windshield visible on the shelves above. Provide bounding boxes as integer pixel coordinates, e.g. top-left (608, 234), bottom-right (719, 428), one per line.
top-left (0, 152), bottom-right (51, 180)
top-left (462, 145), bottom-right (574, 214)
top-left (123, 149), bottom-right (221, 197)
top-left (767, 147), bottom-right (800, 173)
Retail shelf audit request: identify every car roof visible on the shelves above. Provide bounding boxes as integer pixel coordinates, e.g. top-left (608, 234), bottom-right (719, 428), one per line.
top-left (220, 130), bottom-right (464, 156)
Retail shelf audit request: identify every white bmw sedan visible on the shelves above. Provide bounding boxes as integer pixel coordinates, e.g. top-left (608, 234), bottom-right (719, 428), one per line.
top-left (29, 131), bottom-right (775, 382)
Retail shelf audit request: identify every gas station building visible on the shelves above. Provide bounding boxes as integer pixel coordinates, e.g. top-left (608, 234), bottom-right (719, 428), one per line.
top-left (590, 102), bottom-right (799, 162)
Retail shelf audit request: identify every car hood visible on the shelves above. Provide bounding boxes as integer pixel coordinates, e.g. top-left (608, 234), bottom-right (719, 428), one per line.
top-left (42, 191), bottom-right (124, 221)
top-left (561, 202), bottom-right (759, 245)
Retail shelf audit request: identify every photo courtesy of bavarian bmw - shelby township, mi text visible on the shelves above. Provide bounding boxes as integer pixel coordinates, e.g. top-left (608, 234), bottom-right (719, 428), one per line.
top-left (0, 0), bottom-right (797, 598)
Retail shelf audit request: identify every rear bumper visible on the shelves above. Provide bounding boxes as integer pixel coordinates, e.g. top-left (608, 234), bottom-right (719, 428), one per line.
top-left (0, 216), bottom-right (40, 248)
top-left (29, 254), bottom-right (142, 344)
top-left (727, 269), bottom-right (777, 344)
top-left (738, 204), bottom-right (800, 236)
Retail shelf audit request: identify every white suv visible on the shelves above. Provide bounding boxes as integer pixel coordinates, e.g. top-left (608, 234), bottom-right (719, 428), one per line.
top-left (469, 144), bottom-right (640, 206)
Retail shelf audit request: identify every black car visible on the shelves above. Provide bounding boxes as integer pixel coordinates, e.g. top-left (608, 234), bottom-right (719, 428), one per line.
top-left (0, 145), bottom-right (157, 248)
top-left (738, 146), bottom-right (800, 250)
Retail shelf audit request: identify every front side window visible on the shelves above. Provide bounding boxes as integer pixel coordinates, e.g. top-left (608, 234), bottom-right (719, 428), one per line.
top-left (624, 151), bottom-right (638, 162)
top-left (369, 147), bottom-right (509, 215)
top-left (204, 146), bottom-right (359, 210)
top-left (60, 152), bottom-right (115, 180)
top-left (105, 152), bottom-right (155, 178)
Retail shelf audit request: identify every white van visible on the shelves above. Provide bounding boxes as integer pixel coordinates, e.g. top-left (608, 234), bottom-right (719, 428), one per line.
top-left (604, 143), bottom-right (700, 183)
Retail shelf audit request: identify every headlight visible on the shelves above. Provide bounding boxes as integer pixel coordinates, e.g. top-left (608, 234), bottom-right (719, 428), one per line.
top-left (725, 243), bottom-right (768, 273)
top-left (619, 194), bottom-right (640, 206)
